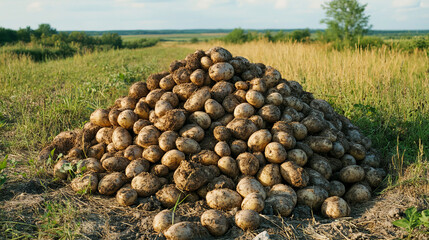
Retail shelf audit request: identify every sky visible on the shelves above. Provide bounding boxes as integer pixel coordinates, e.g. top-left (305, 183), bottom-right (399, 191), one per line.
top-left (0, 0), bottom-right (428, 31)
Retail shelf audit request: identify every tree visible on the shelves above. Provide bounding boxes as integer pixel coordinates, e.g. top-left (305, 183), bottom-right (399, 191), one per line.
top-left (34, 23), bottom-right (57, 39)
top-left (100, 33), bottom-right (122, 48)
top-left (321, 0), bottom-right (371, 41)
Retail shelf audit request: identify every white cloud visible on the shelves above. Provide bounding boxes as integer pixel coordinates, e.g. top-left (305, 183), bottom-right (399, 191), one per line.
top-left (392, 0), bottom-right (421, 8)
top-left (274, 0), bottom-right (288, 9)
top-left (27, 1), bottom-right (43, 12)
top-left (114, 0), bottom-right (145, 8)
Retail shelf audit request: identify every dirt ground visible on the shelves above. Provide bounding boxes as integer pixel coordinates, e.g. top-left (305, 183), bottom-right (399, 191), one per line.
top-left (0, 156), bottom-right (428, 240)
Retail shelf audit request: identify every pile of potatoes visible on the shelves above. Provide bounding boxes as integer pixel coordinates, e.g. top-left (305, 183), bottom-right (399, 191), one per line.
top-left (42, 46), bottom-right (386, 238)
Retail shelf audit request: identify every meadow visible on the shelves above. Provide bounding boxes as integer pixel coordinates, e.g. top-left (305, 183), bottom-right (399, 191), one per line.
top-left (0, 42), bottom-right (428, 239)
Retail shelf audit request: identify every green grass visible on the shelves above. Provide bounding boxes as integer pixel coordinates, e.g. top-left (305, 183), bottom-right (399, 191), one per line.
top-left (121, 33), bottom-right (226, 42)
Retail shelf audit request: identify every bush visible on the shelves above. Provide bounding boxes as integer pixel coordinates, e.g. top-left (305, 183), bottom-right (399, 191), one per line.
top-left (123, 38), bottom-right (159, 49)
top-left (223, 28), bottom-right (257, 44)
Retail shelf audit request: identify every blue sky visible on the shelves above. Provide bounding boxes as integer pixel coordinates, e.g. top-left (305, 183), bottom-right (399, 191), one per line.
top-left (0, 0), bottom-right (428, 30)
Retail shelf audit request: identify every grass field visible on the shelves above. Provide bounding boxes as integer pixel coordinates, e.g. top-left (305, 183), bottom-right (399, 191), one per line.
top-left (0, 42), bottom-right (428, 239)
top-left (121, 33), bottom-right (227, 42)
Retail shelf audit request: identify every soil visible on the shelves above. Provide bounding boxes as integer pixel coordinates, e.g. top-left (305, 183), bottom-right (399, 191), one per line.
top-left (0, 156), bottom-right (428, 240)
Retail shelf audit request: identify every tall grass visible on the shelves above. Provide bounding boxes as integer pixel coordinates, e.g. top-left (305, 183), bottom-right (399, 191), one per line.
top-left (190, 41), bottom-right (429, 163)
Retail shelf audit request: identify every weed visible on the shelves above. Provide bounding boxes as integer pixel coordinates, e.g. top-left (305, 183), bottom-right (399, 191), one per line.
top-left (0, 154), bottom-right (8, 188)
top-left (393, 207), bottom-right (429, 238)
top-left (171, 192), bottom-right (189, 225)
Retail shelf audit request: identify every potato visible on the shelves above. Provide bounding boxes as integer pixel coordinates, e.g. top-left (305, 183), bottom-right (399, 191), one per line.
top-left (172, 67), bottom-right (191, 85)
top-left (361, 153), bottom-right (380, 168)
top-left (235, 81), bottom-right (248, 90)
top-left (111, 127), bottom-right (132, 151)
top-left (120, 97), bottom-right (137, 109)
top-left (329, 141), bottom-right (345, 158)
top-left (98, 172), bottom-right (126, 195)
top-left (147, 71), bottom-right (169, 90)
top-left (234, 89), bottom-right (246, 102)
top-left (226, 118), bottom-right (258, 141)
top-left (321, 196), bottom-right (350, 219)
top-left (258, 105), bottom-right (281, 123)
top-left (217, 156), bottom-right (239, 178)
top-left (290, 122), bottom-right (308, 140)
top-left (145, 89), bottom-right (165, 108)
top-left (154, 100), bottom-right (173, 118)
top-left (134, 99), bottom-right (150, 119)
top-left (201, 210), bottom-right (229, 237)
top-left (341, 155), bottom-right (358, 168)
top-left (174, 161), bottom-right (207, 191)
top-left (153, 210), bottom-right (181, 233)
top-left (349, 143), bottom-right (366, 160)
top-left (206, 188), bottom-right (242, 210)
top-left (212, 126), bottom-right (230, 142)
top-left (265, 194), bottom-right (295, 216)
top-left (283, 96), bottom-right (303, 111)
top-left (222, 94), bottom-right (240, 113)
top-left (249, 115), bottom-right (265, 129)
top-left (230, 140), bottom-right (247, 156)
top-left (249, 78), bottom-right (267, 92)
top-left (125, 159), bottom-right (150, 178)
top-left (108, 108), bottom-right (121, 126)
top-left (124, 145), bottom-right (143, 161)
top-left (214, 141), bottom-right (231, 157)
top-left (306, 168), bottom-right (330, 190)
top-left (149, 110), bottom-right (157, 123)
top-left (265, 93), bottom-right (282, 107)
top-left (235, 210), bottom-right (260, 231)
top-left (151, 164), bottom-right (170, 177)
top-left (128, 81), bottom-right (149, 99)
top-left (154, 109), bottom-right (187, 132)
top-left (236, 177), bottom-right (266, 199)
top-left (142, 145), bottom-right (164, 163)
top-left (188, 111), bottom-right (211, 130)
top-left (179, 124), bottom-right (205, 142)
top-left (264, 142), bottom-right (287, 164)
top-left (272, 131), bottom-right (296, 150)
top-left (160, 92), bottom-right (179, 108)
top-left (306, 136), bottom-right (333, 153)
top-left (255, 164), bottom-right (281, 187)
top-left (287, 149), bottom-right (308, 167)
top-left (201, 101), bottom-right (223, 122)
top-left (247, 129), bottom-right (272, 152)
top-left (245, 90), bottom-right (265, 108)
top-left (328, 180), bottom-right (346, 197)
top-left (234, 103), bottom-right (255, 119)
top-left (339, 165), bottom-right (365, 183)
top-left (268, 184), bottom-right (297, 205)
top-left (184, 87), bottom-right (211, 112)
top-left (71, 172), bottom-right (98, 194)
top-left (160, 149), bottom-right (185, 170)
top-left (116, 187), bottom-right (138, 206)
top-left (159, 74), bottom-right (175, 91)
top-left (280, 161), bottom-right (309, 188)
top-left (188, 69), bottom-right (205, 86)
top-left (75, 158), bottom-right (104, 173)
top-left (90, 109), bottom-right (111, 127)
top-left (156, 184), bottom-right (186, 208)
top-left (96, 127), bottom-right (114, 145)
top-left (157, 131), bottom-right (177, 152)
top-left (131, 172), bottom-right (161, 197)
top-left (365, 167), bottom-right (385, 188)
top-left (209, 47), bottom-right (232, 63)
top-left (132, 120), bottom-right (149, 135)
top-left (191, 150), bottom-right (219, 166)
top-left (87, 143), bottom-right (105, 160)
top-left (136, 125), bottom-right (161, 148)
top-left (236, 152), bottom-right (260, 176)
top-left (204, 165), bottom-right (221, 180)
top-left (102, 157), bottom-right (129, 172)
top-left (344, 183), bottom-right (371, 203)
top-left (175, 137), bottom-right (200, 154)
top-left (309, 154), bottom-right (332, 180)
top-left (218, 114), bottom-right (234, 126)
top-left (301, 114), bottom-right (327, 134)
top-left (164, 222), bottom-right (198, 240)
top-left (210, 81), bottom-right (234, 103)
top-left (296, 142), bottom-right (313, 158)
top-left (241, 193), bottom-right (265, 212)
top-left (209, 62), bottom-right (234, 81)
top-left (297, 186), bottom-right (329, 209)
top-left (53, 159), bottom-right (70, 180)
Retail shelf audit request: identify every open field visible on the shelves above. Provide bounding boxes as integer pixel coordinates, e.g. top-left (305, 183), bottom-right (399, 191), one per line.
top-left (0, 42), bottom-right (428, 239)
top-left (121, 33), bottom-right (227, 42)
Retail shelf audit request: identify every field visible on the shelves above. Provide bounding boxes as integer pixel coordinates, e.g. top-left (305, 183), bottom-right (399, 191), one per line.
top-left (0, 42), bottom-right (428, 239)
top-left (121, 33), bottom-right (227, 42)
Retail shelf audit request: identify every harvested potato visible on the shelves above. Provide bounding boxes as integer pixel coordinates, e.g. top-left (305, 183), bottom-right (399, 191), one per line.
top-left (309, 154), bottom-right (333, 180)
top-left (173, 83), bottom-right (198, 101)
top-left (266, 92), bottom-right (283, 106)
top-left (222, 94), bottom-right (241, 113)
top-left (241, 193), bottom-right (265, 212)
top-left (253, 152), bottom-right (266, 166)
top-left (321, 196), bottom-right (351, 219)
top-left (200, 56), bottom-right (213, 70)
top-left (365, 167), bottom-right (385, 188)
top-left (339, 165), bottom-right (365, 183)
top-left (158, 131), bottom-right (178, 152)
top-left (218, 114), bottom-right (234, 126)
top-left (258, 104), bottom-right (281, 123)
top-left (184, 87), bottom-right (211, 112)
top-left (102, 157), bottom-right (129, 172)
top-left (227, 118), bottom-right (258, 141)
top-left (213, 126), bottom-right (231, 142)
top-left (108, 109), bottom-right (121, 127)
top-left (209, 62), bottom-right (235, 81)
top-left (189, 111), bottom-right (211, 129)
top-left (301, 114), bottom-right (326, 133)
top-left (249, 115), bottom-right (265, 129)
top-left (136, 125), bottom-right (161, 148)
top-left (116, 187), bottom-right (138, 206)
top-left (191, 150), bottom-right (219, 166)
top-left (235, 210), bottom-right (260, 231)
top-left (174, 161), bottom-right (207, 191)
top-left (190, 69), bottom-right (206, 86)
top-left (341, 154), bottom-right (357, 167)
top-left (280, 161), bottom-right (309, 188)
top-left (329, 141), bottom-right (346, 158)
top-left (256, 164), bottom-right (282, 187)
top-left (160, 92), bottom-right (179, 108)
top-left (133, 119), bottom-right (150, 135)
top-left (125, 159), bottom-right (150, 178)
top-left (98, 172), bottom-right (126, 195)
top-left (112, 127), bottom-right (132, 151)
top-left (209, 47), bottom-right (233, 63)
top-left (230, 140), bottom-right (247, 156)
top-left (306, 168), bottom-right (330, 190)
top-left (211, 81), bottom-right (234, 103)
top-left (268, 184), bottom-right (297, 205)
top-left (87, 143), bottom-right (105, 160)
top-left (218, 156), bottom-right (240, 178)
top-left (249, 78), bottom-right (267, 92)
top-left (361, 154), bottom-right (380, 168)
top-left (297, 186), bottom-right (329, 209)
top-left (290, 122), bottom-right (308, 140)
top-left (90, 109), bottom-right (111, 127)
top-left (151, 164), bottom-right (170, 177)
top-left (131, 172), bottom-right (161, 197)
top-left (145, 89), bottom-right (165, 108)
top-left (233, 103), bottom-right (254, 119)
top-left (235, 81), bottom-right (248, 90)
top-left (96, 127), bottom-right (114, 145)
top-left (128, 81), bottom-right (149, 99)
top-left (179, 124), bottom-right (205, 142)
top-left (71, 172), bottom-right (98, 194)
top-left (264, 142), bottom-right (287, 164)
top-left (272, 131), bottom-right (296, 150)
top-left (161, 149), bottom-right (185, 170)
top-left (306, 136), bottom-right (333, 153)
top-left (349, 143), bottom-right (366, 160)
top-left (156, 184), bottom-right (185, 208)
top-left (142, 145), bottom-right (164, 163)
top-left (154, 109), bottom-right (187, 132)
top-left (247, 129), bottom-right (272, 152)
top-left (153, 209), bottom-right (180, 233)
top-left (164, 222), bottom-right (198, 240)
top-left (134, 99), bottom-right (151, 119)
top-left (287, 149), bottom-right (308, 166)
top-left (176, 137), bottom-right (201, 154)
top-left (236, 152), bottom-right (260, 176)
top-left (205, 99), bottom-right (225, 120)
top-left (201, 210), bottom-right (229, 237)
top-left (265, 194), bottom-right (295, 216)
top-left (159, 75), bottom-right (175, 91)
top-left (124, 145), bottom-right (143, 161)
top-left (328, 180), bottom-right (346, 197)
top-left (246, 90), bottom-right (265, 108)
top-left (206, 188), bottom-right (242, 210)
top-left (155, 100), bottom-right (173, 118)
top-left (53, 159), bottom-right (70, 180)
top-left (214, 141), bottom-right (231, 157)
top-left (173, 67), bottom-right (191, 85)
top-left (207, 175), bottom-right (235, 191)
top-left (236, 177), bottom-right (266, 199)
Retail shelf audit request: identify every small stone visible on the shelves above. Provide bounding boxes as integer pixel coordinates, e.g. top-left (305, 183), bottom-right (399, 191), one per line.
top-left (253, 231), bottom-right (270, 240)
top-left (388, 208), bottom-right (400, 218)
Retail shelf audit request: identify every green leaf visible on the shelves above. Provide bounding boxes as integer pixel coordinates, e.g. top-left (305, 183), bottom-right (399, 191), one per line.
top-left (420, 210), bottom-right (429, 227)
top-left (0, 155), bottom-right (8, 170)
top-left (405, 207), bottom-right (418, 219)
top-left (392, 219), bottom-right (410, 230)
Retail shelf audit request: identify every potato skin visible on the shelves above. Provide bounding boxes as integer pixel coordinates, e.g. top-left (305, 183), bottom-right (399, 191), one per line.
top-left (158, 131), bottom-right (178, 152)
top-left (226, 118), bottom-right (258, 141)
top-left (96, 127), bottom-right (114, 145)
top-left (154, 109), bottom-right (186, 132)
top-left (98, 172), bottom-right (126, 195)
top-left (344, 184), bottom-right (371, 203)
top-left (189, 111), bottom-right (211, 129)
top-left (264, 142), bottom-right (287, 164)
top-left (265, 194), bottom-right (295, 216)
top-left (142, 145), bottom-right (164, 163)
top-left (136, 125), bottom-right (161, 148)
top-left (112, 127), bottom-right (132, 150)
top-left (173, 161), bottom-right (207, 191)
top-left (125, 159), bottom-right (150, 178)
top-left (176, 137), bottom-right (201, 154)
top-left (184, 87), bottom-right (211, 112)
top-left (117, 109), bottom-right (138, 130)
top-left (131, 172), bottom-right (161, 197)
top-left (201, 210), bottom-right (229, 237)
top-left (102, 157), bottom-right (129, 172)
top-left (287, 149), bottom-right (308, 166)
top-left (153, 209), bottom-right (177, 233)
top-left (205, 99), bottom-right (225, 120)
top-left (90, 109), bottom-right (111, 127)
top-left (235, 210), bottom-right (260, 231)
top-left (236, 177), bottom-right (266, 199)
top-left (339, 165), bottom-right (365, 183)
top-left (116, 187), bottom-right (138, 206)
top-left (268, 184), bottom-right (297, 205)
top-left (321, 196), bottom-right (351, 219)
top-left (191, 150), bottom-right (219, 165)
top-left (247, 129), bottom-right (272, 152)
top-left (217, 156), bottom-right (239, 178)
top-left (179, 124), bottom-right (205, 142)
top-left (206, 188), bottom-right (242, 210)
top-left (236, 152), bottom-right (260, 176)
top-left (256, 164), bottom-right (282, 187)
top-left (164, 222), bottom-right (197, 240)
top-left (71, 172), bottom-right (98, 194)
top-left (209, 62), bottom-right (235, 81)
top-left (156, 184), bottom-right (185, 208)
top-left (280, 161), bottom-right (309, 188)
top-left (297, 186), bottom-right (329, 209)
top-left (241, 193), bottom-right (265, 212)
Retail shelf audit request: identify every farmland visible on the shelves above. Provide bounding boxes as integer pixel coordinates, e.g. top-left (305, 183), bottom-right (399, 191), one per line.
top-left (0, 42), bottom-right (428, 239)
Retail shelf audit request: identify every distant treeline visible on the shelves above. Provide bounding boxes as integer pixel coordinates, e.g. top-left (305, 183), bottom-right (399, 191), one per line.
top-left (0, 24), bottom-right (159, 61)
